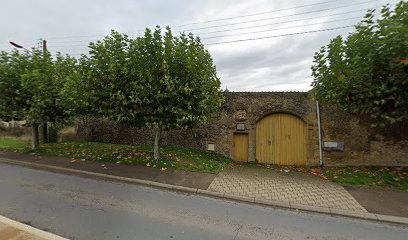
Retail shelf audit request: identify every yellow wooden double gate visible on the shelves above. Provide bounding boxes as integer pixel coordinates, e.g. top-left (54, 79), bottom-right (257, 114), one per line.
top-left (255, 113), bottom-right (307, 165)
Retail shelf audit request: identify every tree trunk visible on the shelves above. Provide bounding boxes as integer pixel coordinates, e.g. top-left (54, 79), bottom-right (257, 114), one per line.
top-left (42, 122), bottom-right (48, 143)
top-left (32, 123), bottom-right (40, 150)
top-left (154, 126), bottom-right (161, 160)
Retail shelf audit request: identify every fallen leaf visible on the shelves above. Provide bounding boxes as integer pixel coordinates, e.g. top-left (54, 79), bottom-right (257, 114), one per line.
top-left (311, 168), bottom-right (321, 174)
top-left (161, 168), bottom-right (167, 171)
top-left (373, 180), bottom-right (385, 185)
top-left (146, 163), bottom-right (151, 167)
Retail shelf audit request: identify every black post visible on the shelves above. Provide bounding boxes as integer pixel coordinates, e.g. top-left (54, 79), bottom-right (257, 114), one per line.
top-left (32, 123), bottom-right (40, 150)
top-left (42, 122), bottom-right (48, 143)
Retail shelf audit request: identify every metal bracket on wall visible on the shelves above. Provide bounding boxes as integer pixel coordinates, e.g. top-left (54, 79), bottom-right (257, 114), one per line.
top-left (323, 141), bottom-right (344, 151)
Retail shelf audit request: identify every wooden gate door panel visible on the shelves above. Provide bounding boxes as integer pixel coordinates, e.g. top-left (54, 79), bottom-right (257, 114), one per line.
top-left (233, 133), bottom-right (248, 162)
top-left (256, 113), bottom-right (306, 165)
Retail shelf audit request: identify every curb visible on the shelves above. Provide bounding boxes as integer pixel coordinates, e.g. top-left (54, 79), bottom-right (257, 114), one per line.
top-left (1, 157), bottom-right (407, 226)
top-left (0, 215), bottom-right (68, 240)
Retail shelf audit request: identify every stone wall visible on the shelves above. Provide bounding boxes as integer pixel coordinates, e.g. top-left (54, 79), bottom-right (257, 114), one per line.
top-left (77, 119), bottom-right (210, 150)
top-left (77, 92), bottom-right (318, 164)
top-left (76, 92), bottom-right (408, 166)
top-left (319, 105), bottom-right (408, 166)
top-left (0, 120), bottom-right (31, 141)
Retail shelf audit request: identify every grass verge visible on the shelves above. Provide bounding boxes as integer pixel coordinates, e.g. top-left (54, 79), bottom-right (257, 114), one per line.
top-left (293, 166), bottom-right (408, 191)
top-left (0, 138), bottom-right (233, 173)
top-left (0, 137), bottom-right (30, 152)
top-left (322, 166), bottom-right (408, 191)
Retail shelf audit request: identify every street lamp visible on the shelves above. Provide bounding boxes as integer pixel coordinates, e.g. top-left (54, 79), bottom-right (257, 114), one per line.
top-left (9, 41), bottom-right (31, 51)
top-left (9, 40), bottom-right (47, 53)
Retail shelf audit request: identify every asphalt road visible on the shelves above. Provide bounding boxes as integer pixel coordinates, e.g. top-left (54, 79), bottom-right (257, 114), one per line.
top-left (0, 162), bottom-right (407, 240)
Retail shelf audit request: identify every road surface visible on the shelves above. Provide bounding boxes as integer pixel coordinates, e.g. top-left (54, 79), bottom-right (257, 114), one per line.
top-left (0, 162), bottom-right (407, 240)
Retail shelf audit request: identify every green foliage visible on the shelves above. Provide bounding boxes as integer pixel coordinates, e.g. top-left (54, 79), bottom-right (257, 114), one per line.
top-left (0, 49), bottom-right (76, 124)
top-left (53, 54), bottom-right (80, 120)
top-left (0, 50), bottom-right (30, 121)
top-left (76, 26), bottom-right (224, 129)
top-left (311, 1), bottom-right (408, 126)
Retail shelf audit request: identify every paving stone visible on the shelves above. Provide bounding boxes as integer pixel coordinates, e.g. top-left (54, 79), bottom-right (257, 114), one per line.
top-left (208, 165), bottom-right (366, 212)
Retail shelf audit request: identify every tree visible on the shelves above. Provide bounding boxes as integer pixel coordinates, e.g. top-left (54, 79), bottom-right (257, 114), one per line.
top-left (311, 1), bottom-right (408, 126)
top-left (0, 49), bottom-right (75, 149)
top-left (0, 50), bottom-right (30, 122)
top-left (78, 26), bottom-right (224, 159)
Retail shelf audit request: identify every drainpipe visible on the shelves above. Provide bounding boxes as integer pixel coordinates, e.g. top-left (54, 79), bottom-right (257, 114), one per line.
top-left (316, 101), bottom-right (323, 167)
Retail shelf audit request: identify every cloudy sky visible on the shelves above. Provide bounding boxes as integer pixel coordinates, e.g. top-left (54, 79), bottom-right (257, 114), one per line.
top-left (0, 0), bottom-right (396, 91)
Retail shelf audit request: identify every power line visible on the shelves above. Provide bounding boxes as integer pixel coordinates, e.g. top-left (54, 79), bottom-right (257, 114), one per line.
top-left (49, 25), bottom-right (355, 53)
top-left (47, 33), bottom-right (142, 44)
top-left (200, 16), bottom-right (363, 40)
top-left (40, 0), bottom-right (343, 40)
top-left (43, 7), bottom-right (388, 52)
top-left (179, 0), bottom-right (380, 32)
top-left (173, 0), bottom-right (350, 27)
top-left (48, 6), bottom-right (376, 45)
top-left (48, 15), bottom-right (362, 48)
top-left (47, 13), bottom-right (369, 51)
top-left (33, 2), bottom-right (391, 51)
top-left (44, 31), bottom-right (143, 40)
top-left (47, 48), bottom-right (89, 51)
top-left (49, 39), bottom-right (100, 44)
top-left (41, 0), bottom-right (382, 41)
top-left (48, 22), bottom-right (352, 51)
top-left (45, 34), bottom-right (106, 40)
top-left (195, 7), bottom-right (376, 36)
top-left (204, 25), bottom-right (354, 46)
top-left (47, 44), bottom-right (91, 48)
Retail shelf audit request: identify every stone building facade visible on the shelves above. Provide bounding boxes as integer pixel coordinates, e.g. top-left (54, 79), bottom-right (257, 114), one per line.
top-left (77, 92), bottom-right (408, 166)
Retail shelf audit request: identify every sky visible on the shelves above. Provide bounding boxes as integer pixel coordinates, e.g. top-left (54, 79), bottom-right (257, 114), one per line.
top-left (0, 0), bottom-right (396, 91)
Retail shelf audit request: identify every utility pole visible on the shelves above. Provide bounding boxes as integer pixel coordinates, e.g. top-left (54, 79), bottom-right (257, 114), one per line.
top-left (42, 39), bottom-right (49, 143)
top-left (9, 40), bottom-right (46, 149)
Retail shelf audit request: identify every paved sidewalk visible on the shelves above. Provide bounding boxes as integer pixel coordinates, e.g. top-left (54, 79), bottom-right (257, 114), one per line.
top-left (208, 165), bottom-right (367, 212)
top-left (0, 215), bottom-right (68, 240)
top-left (346, 186), bottom-right (408, 218)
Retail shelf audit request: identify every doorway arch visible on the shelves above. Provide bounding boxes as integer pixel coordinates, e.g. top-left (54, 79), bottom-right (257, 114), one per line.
top-left (256, 113), bottom-right (307, 165)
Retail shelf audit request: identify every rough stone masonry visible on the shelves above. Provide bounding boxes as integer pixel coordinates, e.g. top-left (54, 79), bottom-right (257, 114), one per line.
top-left (77, 92), bottom-right (408, 166)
